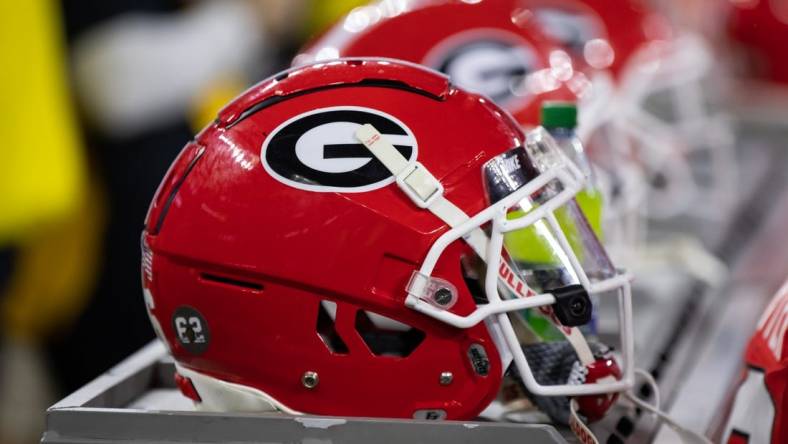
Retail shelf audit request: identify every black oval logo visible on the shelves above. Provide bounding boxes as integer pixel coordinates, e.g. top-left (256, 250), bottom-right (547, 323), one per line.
top-left (262, 107), bottom-right (418, 192)
top-left (427, 30), bottom-right (538, 108)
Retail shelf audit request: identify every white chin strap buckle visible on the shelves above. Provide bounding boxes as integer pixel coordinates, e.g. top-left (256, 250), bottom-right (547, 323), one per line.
top-left (356, 123), bottom-right (444, 209)
top-left (396, 162), bottom-right (444, 208)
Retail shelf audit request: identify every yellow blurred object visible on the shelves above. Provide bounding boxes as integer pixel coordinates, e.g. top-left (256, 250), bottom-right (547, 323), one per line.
top-left (0, 1), bottom-right (86, 245)
top-left (503, 193), bottom-right (604, 265)
top-left (504, 208), bottom-right (560, 265)
top-left (304, 0), bottom-right (370, 38)
top-left (191, 0), bottom-right (372, 132)
top-left (575, 188), bottom-right (604, 241)
top-left (1, 183), bottom-right (105, 342)
top-left (0, 1), bottom-right (104, 342)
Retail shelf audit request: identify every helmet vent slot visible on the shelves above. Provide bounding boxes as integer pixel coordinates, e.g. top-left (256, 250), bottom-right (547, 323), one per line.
top-left (316, 301), bottom-right (349, 354)
top-left (199, 273), bottom-right (263, 291)
top-left (354, 310), bottom-right (425, 357)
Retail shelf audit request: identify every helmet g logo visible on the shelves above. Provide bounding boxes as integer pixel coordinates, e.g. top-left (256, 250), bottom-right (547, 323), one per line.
top-left (426, 30), bottom-right (538, 109)
top-left (262, 106), bottom-right (418, 192)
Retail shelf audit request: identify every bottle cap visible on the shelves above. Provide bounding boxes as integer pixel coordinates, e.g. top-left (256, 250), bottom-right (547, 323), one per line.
top-left (540, 101), bottom-right (577, 128)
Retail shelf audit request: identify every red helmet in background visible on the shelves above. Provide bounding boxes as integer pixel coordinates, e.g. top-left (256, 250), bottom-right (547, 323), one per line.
top-left (521, 0), bottom-right (737, 223)
top-left (727, 0), bottom-right (788, 84)
top-left (522, 0), bottom-right (671, 78)
top-left (141, 59), bottom-right (634, 423)
top-left (294, 0), bottom-right (589, 127)
top-left (720, 278), bottom-right (788, 443)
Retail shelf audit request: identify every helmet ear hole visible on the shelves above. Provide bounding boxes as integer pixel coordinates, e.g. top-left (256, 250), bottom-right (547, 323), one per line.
top-left (317, 301), bottom-right (349, 354)
top-left (354, 310), bottom-right (425, 357)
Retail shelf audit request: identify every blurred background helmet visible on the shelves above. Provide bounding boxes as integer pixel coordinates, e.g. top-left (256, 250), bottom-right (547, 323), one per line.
top-left (295, 0), bottom-right (562, 124)
top-left (727, 0), bottom-right (788, 86)
top-left (523, 0), bottom-right (738, 223)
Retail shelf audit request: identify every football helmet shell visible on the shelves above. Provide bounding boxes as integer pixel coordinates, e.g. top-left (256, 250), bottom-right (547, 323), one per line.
top-left (521, 0), bottom-right (672, 78)
top-left (142, 59), bottom-right (634, 421)
top-left (294, 0), bottom-right (590, 127)
top-left (145, 59), bottom-right (508, 419)
top-left (721, 279), bottom-right (788, 444)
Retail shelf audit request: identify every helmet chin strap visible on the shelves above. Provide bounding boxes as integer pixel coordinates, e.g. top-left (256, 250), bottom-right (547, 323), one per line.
top-left (357, 124), bottom-right (711, 444)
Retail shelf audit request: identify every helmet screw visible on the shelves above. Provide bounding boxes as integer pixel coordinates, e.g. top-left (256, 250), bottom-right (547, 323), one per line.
top-left (439, 371), bottom-right (453, 386)
top-left (302, 371), bottom-right (319, 389)
top-left (570, 297), bottom-right (587, 316)
top-left (433, 287), bottom-right (453, 306)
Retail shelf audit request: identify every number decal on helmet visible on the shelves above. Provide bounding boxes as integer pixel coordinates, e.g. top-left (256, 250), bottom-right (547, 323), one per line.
top-left (172, 306), bottom-right (210, 355)
top-left (261, 106), bottom-right (417, 192)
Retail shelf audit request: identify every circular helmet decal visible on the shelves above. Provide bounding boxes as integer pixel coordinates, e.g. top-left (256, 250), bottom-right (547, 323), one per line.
top-left (425, 29), bottom-right (539, 109)
top-left (172, 306), bottom-right (210, 355)
top-left (262, 106), bottom-right (418, 192)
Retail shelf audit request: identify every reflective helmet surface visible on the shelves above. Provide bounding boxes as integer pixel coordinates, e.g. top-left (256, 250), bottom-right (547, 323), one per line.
top-left (143, 59), bottom-right (521, 419)
top-left (142, 59), bottom-right (634, 422)
top-left (295, 0), bottom-right (578, 126)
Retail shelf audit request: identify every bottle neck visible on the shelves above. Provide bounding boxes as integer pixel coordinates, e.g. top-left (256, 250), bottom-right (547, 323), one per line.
top-left (545, 126), bottom-right (575, 139)
top-left (546, 127), bottom-right (595, 183)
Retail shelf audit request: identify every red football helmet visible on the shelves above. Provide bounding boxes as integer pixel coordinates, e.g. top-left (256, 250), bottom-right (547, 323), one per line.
top-left (519, 0), bottom-right (668, 77)
top-left (294, 0), bottom-right (593, 127)
top-left (727, 0), bottom-right (788, 84)
top-left (720, 278), bottom-right (788, 443)
top-left (519, 0), bottom-right (738, 223)
top-left (141, 59), bottom-right (634, 423)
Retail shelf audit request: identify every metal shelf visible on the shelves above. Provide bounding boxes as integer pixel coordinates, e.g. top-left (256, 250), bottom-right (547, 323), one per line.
top-left (42, 341), bottom-right (567, 444)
